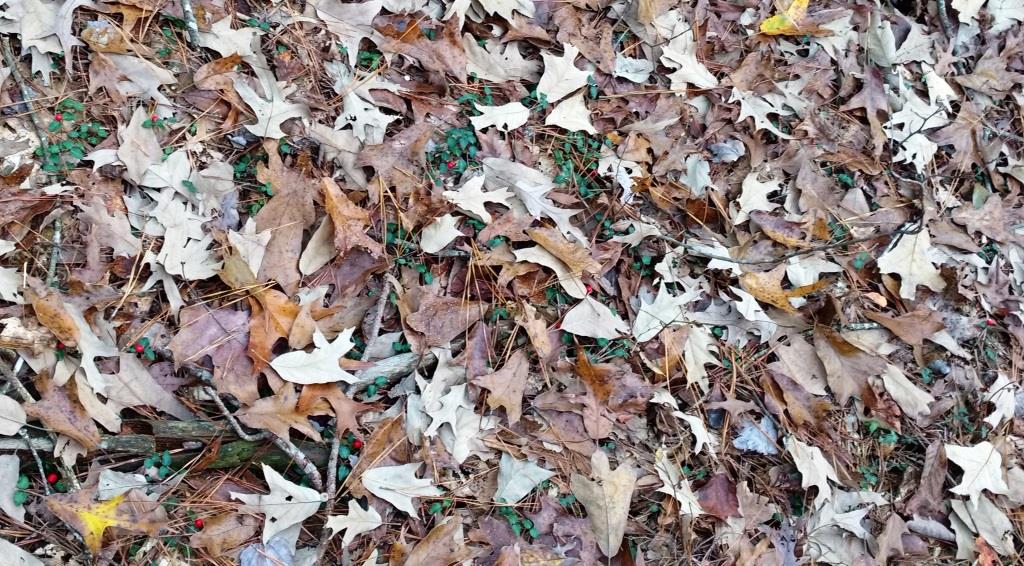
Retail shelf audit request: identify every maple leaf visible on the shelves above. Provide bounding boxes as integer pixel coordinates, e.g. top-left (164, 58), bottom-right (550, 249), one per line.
top-left (46, 488), bottom-right (168, 554)
top-left (876, 227), bottom-right (946, 300)
top-left (270, 327), bottom-right (359, 385)
top-left (945, 442), bottom-right (1010, 509)
top-left (442, 175), bottom-right (513, 223)
top-left (420, 214), bottom-right (464, 254)
top-left (232, 464), bottom-right (324, 543)
top-left (659, 12), bottom-right (717, 90)
top-left (322, 177), bottom-right (383, 258)
top-left (536, 43), bottom-right (591, 104)
top-left (472, 348), bottom-right (529, 423)
top-left (325, 501), bottom-right (383, 548)
top-left (238, 385), bottom-right (322, 441)
top-left (233, 77), bottom-right (310, 139)
top-left (482, 157), bottom-right (586, 244)
top-left (785, 436), bottom-right (839, 509)
top-left (361, 463), bottom-right (442, 516)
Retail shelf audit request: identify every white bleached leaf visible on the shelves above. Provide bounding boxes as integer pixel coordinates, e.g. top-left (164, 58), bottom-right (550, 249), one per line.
top-left (682, 154), bottom-right (713, 194)
top-left (989, 0), bottom-right (1024, 33)
top-left (0, 267), bottom-right (22, 303)
top-left (439, 407), bottom-right (498, 464)
top-left (475, 0), bottom-right (534, 21)
top-left (361, 463), bottom-right (442, 516)
top-left (0, 455), bottom-right (24, 524)
top-left (660, 14), bottom-right (717, 90)
top-left (117, 107), bottom-right (162, 184)
top-left (632, 283), bottom-right (699, 343)
top-left (544, 92), bottom-right (596, 134)
top-left (951, 0), bottom-right (985, 22)
top-left (231, 464), bottom-right (323, 543)
top-left (945, 442), bottom-right (1009, 507)
top-left (442, 175), bottom-right (513, 223)
top-left (325, 501), bottom-right (383, 548)
top-left (880, 364), bottom-right (934, 421)
top-left (97, 469), bottom-right (148, 501)
top-left (228, 218), bottom-right (272, 277)
top-left (876, 227), bottom-right (946, 300)
top-left (683, 325), bottom-right (718, 391)
top-left (923, 66), bottom-right (958, 110)
top-left (463, 37), bottom-right (540, 82)
top-left (419, 214), bottom-right (463, 254)
top-left (734, 170), bottom-right (782, 224)
top-left (198, 17), bottom-right (260, 59)
top-left (470, 102), bottom-right (530, 132)
top-left (983, 373), bottom-right (1016, 428)
top-left (951, 495), bottom-right (1015, 555)
top-left (493, 453), bottom-right (555, 504)
top-left (729, 88), bottom-right (793, 140)
top-left (536, 43), bottom-right (591, 104)
top-left (0, 536), bottom-right (42, 565)
top-left (733, 415), bottom-right (779, 455)
top-left (423, 384), bottom-right (472, 437)
top-left (483, 157), bottom-right (585, 244)
top-left (786, 436), bottom-right (839, 509)
top-left (674, 413), bottom-right (712, 454)
top-left (560, 297), bottom-right (628, 340)
top-left (613, 54), bottom-right (653, 83)
top-left (233, 78), bottom-right (310, 140)
top-left (270, 327), bottom-right (358, 384)
top-left (654, 449), bottom-right (702, 516)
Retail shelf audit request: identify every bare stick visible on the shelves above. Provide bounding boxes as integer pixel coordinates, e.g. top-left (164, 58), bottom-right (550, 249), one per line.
top-left (314, 435), bottom-right (341, 564)
top-left (202, 386), bottom-right (267, 442)
top-left (18, 428), bottom-right (51, 496)
top-left (179, 0), bottom-right (201, 45)
top-left (46, 216), bottom-right (62, 287)
top-left (0, 36), bottom-right (48, 152)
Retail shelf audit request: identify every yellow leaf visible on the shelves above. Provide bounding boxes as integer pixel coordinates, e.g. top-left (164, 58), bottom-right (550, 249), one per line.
top-left (739, 264), bottom-right (828, 313)
top-left (759, 0), bottom-right (810, 36)
top-left (46, 488), bottom-right (167, 554)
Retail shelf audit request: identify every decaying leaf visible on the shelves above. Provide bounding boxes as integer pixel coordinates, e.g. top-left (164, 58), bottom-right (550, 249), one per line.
top-left (46, 488), bottom-right (168, 554)
top-left (361, 463), bottom-right (442, 516)
top-left (231, 464), bottom-right (323, 543)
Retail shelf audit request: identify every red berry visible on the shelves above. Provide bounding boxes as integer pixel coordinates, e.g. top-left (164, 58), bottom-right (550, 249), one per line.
top-left (194, 518), bottom-right (204, 529)
top-left (986, 318), bottom-right (997, 326)
top-left (352, 439), bottom-right (363, 450)
top-left (54, 113), bottom-right (63, 122)
top-left (446, 160), bottom-right (456, 169)
top-left (151, 114), bottom-right (159, 122)
top-left (46, 472), bottom-right (58, 484)
top-left (585, 284), bottom-right (593, 294)
top-left (134, 343), bottom-right (145, 353)
top-left (56, 342), bottom-right (65, 350)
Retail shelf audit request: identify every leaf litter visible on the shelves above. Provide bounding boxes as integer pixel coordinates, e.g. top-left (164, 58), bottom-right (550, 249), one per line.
top-left (0, 0), bottom-right (1023, 563)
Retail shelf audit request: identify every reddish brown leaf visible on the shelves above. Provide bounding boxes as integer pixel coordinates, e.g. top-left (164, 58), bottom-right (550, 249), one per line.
top-left (24, 375), bottom-right (101, 450)
top-left (696, 474), bottom-right (740, 520)
top-left (863, 308), bottom-right (945, 347)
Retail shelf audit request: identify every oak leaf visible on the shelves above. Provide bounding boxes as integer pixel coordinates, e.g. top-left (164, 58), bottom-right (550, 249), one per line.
top-left (238, 385), bottom-right (321, 441)
top-left (472, 349), bottom-right (529, 423)
top-left (322, 177), bottom-right (383, 258)
top-left (571, 451), bottom-right (636, 556)
top-left (45, 488), bottom-right (168, 554)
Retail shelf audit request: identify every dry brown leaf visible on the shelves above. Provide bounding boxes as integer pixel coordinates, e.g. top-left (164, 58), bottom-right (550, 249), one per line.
top-left (321, 177), bottom-right (383, 258)
top-left (296, 382), bottom-right (372, 436)
top-left (813, 327), bottom-right (886, 405)
top-left (749, 210), bottom-right (812, 248)
top-left (26, 287), bottom-right (79, 347)
top-left (473, 349), bottom-right (529, 424)
top-left (24, 375), bottom-right (102, 450)
top-left (515, 302), bottom-right (552, 361)
top-left (404, 518), bottom-right (471, 564)
top-left (188, 513), bottom-right (258, 558)
top-left (248, 289), bottom-right (300, 373)
top-left (87, 52), bottom-right (130, 104)
top-left (254, 147), bottom-right (316, 294)
top-left (739, 264), bottom-right (828, 314)
top-left (169, 304), bottom-right (256, 405)
top-left (347, 416), bottom-right (408, 499)
top-left (406, 295), bottom-right (485, 348)
top-left (570, 451), bottom-right (636, 557)
top-left (863, 308), bottom-right (945, 347)
top-left (238, 385), bottom-right (322, 442)
top-left (376, 16), bottom-right (467, 81)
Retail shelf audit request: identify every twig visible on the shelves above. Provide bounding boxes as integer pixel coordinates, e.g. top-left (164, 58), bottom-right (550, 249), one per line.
top-left (272, 435), bottom-right (323, 490)
top-left (0, 36), bottom-right (48, 152)
top-left (202, 386), bottom-right (267, 442)
top-left (202, 385), bottom-right (323, 490)
top-left (18, 428), bottom-right (51, 495)
top-left (46, 216), bottom-right (62, 287)
top-left (936, 0), bottom-right (956, 50)
top-left (314, 435), bottom-right (341, 564)
top-left (179, 0), bottom-right (201, 45)
top-left (649, 230), bottom-right (894, 267)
